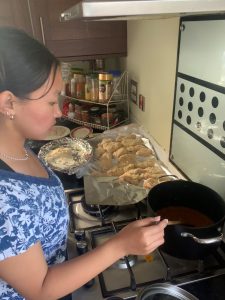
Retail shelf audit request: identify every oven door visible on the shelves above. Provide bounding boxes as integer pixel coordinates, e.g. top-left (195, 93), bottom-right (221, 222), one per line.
top-left (137, 283), bottom-right (199, 300)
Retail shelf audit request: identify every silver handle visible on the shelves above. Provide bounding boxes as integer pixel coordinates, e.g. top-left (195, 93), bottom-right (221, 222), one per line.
top-left (39, 17), bottom-right (46, 45)
top-left (181, 232), bottom-right (223, 244)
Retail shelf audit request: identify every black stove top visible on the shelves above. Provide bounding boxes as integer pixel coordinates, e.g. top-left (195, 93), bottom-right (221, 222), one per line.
top-left (89, 223), bottom-right (225, 299)
top-left (68, 190), bottom-right (225, 300)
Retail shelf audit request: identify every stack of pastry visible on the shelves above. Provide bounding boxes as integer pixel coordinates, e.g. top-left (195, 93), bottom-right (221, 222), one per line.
top-left (93, 133), bottom-right (166, 189)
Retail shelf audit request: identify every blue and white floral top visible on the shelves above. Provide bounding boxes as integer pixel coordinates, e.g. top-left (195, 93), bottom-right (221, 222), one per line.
top-left (0, 163), bottom-right (69, 299)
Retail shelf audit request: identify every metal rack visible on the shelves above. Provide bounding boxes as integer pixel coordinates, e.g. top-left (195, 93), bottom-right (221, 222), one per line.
top-left (63, 71), bottom-right (129, 131)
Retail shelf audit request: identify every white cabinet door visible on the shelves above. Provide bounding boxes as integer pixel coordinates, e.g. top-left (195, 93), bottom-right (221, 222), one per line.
top-left (170, 16), bottom-right (225, 200)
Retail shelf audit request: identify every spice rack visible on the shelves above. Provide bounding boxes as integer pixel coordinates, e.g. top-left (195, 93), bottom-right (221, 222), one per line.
top-left (62, 71), bottom-right (129, 131)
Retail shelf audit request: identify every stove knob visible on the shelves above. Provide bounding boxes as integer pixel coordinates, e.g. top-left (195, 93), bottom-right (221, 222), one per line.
top-left (74, 230), bottom-right (86, 241)
top-left (76, 240), bottom-right (88, 255)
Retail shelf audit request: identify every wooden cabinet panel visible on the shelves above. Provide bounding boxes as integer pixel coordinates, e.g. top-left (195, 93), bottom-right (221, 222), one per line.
top-left (28, 0), bottom-right (127, 59)
top-left (0, 0), bottom-right (33, 35)
top-left (47, 36), bottom-right (127, 58)
top-left (0, 0), bottom-right (127, 59)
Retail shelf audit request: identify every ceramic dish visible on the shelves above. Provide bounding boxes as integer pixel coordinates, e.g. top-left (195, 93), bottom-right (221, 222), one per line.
top-left (70, 126), bottom-right (93, 139)
top-left (38, 137), bottom-right (93, 175)
top-left (44, 125), bottom-right (70, 141)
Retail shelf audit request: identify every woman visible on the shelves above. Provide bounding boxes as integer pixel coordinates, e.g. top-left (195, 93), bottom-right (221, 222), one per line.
top-left (0, 27), bottom-right (168, 300)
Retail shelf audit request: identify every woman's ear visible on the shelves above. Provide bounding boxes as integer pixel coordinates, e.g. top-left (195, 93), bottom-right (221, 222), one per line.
top-left (0, 91), bottom-right (15, 115)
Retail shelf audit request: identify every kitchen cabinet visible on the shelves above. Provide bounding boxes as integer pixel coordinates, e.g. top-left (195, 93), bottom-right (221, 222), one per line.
top-left (28, 0), bottom-right (127, 60)
top-left (170, 16), bottom-right (225, 200)
top-left (0, 0), bottom-right (33, 35)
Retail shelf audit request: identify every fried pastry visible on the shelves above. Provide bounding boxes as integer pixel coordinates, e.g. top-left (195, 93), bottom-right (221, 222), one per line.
top-left (101, 152), bottom-right (112, 161)
top-left (143, 178), bottom-right (158, 189)
top-left (118, 153), bottom-right (136, 164)
top-left (136, 147), bottom-right (152, 157)
top-left (113, 147), bottom-right (127, 158)
top-left (119, 174), bottom-right (140, 186)
top-left (95, 145), bottom-right (105, 158)
top-left (124, 133), bottom-right (137, 140)
top-left (123, 163), bottom-right (136, 172)
top-left (122, 168), bottom-right (144, 176)
top-left (105, 142), bottom-right (122, 153)
top-left (121, 138), bottom-right (143, 147)
top-left (100, 138), bottom-right (112, 145)
top-left (136, 159), bottom-right (156, 168)
top-left (102, 141), bottom-right (113, 151)
top-left (107, 166), bottom-right (125, 177)
top-left (115, 135), bottom-right (125, 142)
top-left (99, 156), bottom-right (113, 171)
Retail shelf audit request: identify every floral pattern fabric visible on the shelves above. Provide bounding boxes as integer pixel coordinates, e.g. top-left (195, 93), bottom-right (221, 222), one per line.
top-left (0, 165), bottom-right (69, 299)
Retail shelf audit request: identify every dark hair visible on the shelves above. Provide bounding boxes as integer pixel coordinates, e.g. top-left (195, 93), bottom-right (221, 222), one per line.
top-left (0, 27), bottom-right (59, 99)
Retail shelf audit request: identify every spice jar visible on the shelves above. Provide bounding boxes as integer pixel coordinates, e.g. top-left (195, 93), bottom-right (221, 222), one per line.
top-left (109, 70), bottom-right (122, 99)
top-left (74, 103), bottom-right (82, 112)
top-left (75, 74), bottom-right (85, 99)
top-left (70, 74), bottom-right (78, 98)
top-left (81, 110), bottom-right (90, 123)
top-left (67, 103), bottom-right (75, 119)
top-left (90, 106), bottom-right (101, 125)
top-left (101, 112), bottom-right (113, 127)
top-left (74, 103), bottom-right (82, 120)
top-left (90, 75), bottom-right (99, 102)
top-left (98, 73), bottom-right (113, 103)
top-left (85, 75), bottom-right (91, 101)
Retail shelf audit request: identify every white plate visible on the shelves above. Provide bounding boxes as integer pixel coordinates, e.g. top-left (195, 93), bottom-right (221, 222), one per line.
top-left (44, 126), bottom-right (70, 140)
top-left (70, 126), bottom-right (93, 139)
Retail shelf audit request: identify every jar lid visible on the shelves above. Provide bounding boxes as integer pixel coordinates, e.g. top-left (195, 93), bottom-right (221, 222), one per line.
top-left (108, 107), bottom-right (117, 113)
top-left (99, 73), bottom-right (113, 81)
top-left (90, 73), bottom-right (98, 79)
top-left (71, 67), bottom-right (83, 74)
top-left (90, 106), bottom-right (100, 112)
top-left (101, 113), bottom-right (113, 119)
top-left (109, 70), bottom-right (122, 77)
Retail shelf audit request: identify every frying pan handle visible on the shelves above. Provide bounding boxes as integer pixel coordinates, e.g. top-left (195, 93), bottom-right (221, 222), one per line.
top-left (181, 232), bottom-right (223, 244)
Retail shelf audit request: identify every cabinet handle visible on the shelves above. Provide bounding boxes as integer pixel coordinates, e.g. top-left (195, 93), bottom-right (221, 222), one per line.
top-left (39, 17), bottom-right (46, 45)
top-left (27, 0), bottom-right (35, 37)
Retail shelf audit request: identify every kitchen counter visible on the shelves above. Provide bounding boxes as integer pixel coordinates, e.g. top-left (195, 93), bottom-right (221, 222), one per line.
top-left (180, 273), bottom-right (225, 300)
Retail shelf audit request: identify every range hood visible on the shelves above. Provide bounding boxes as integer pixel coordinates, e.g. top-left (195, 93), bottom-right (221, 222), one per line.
top-left (60, 0), bottom-right (225, 21)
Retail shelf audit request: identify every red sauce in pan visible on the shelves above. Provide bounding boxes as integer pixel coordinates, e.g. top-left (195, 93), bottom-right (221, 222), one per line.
top-left (156, 206), bottom-right (214, 227)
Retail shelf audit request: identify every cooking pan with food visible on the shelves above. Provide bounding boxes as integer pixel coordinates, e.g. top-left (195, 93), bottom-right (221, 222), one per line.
top-left (147, 180), bottom-right (225, 259)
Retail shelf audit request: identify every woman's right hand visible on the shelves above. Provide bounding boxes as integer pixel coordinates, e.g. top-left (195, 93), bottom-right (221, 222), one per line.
top-left (112, 216), bottom-right (168, 257)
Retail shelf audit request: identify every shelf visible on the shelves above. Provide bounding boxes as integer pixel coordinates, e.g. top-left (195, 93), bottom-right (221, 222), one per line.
top-left (63, 115), bottom-right (129, 131)
top-left (62, 71), bottom-right (129, 131)
top-left (66, 96), bottom-right (128, 106)
top-left (64, 70), bottom-right (128, 105)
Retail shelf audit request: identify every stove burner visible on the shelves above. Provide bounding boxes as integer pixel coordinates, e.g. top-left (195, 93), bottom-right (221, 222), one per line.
top-left (81, 195), bottom-right (116, 219)
top-left (113, 255), bottom-right (137, 269)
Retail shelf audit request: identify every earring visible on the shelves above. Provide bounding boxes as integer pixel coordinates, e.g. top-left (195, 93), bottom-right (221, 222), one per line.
top-left (6, 111), bottom-right (14, 120)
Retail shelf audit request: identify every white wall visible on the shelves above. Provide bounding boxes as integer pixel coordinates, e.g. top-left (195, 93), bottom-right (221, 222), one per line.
top-left (122, 18), bottom-right (180, 152)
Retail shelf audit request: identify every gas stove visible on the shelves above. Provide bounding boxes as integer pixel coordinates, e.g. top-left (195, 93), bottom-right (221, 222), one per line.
top-left (66, 189), bottom-right (225, 300)
top-left (66, 189), bottom-right (146, 232)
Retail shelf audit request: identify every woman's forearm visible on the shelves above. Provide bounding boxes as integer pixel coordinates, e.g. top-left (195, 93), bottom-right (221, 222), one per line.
top-left (40, 235), bottom-right (124, 299)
